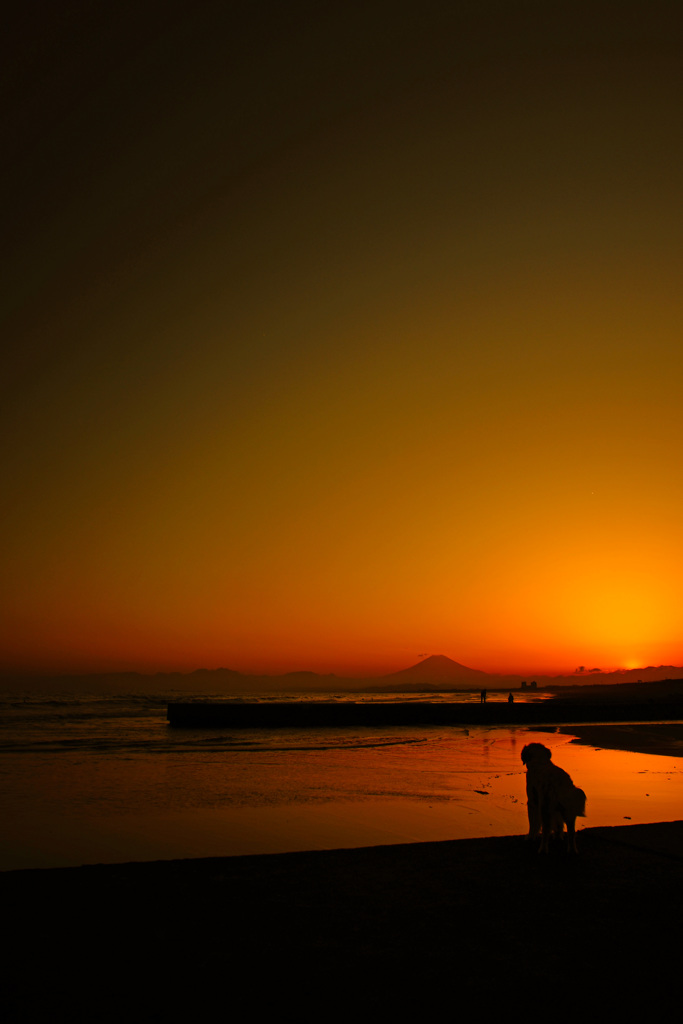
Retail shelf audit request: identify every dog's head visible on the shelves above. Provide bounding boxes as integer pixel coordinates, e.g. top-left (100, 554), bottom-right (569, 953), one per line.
top-left (521, 743), bottom-right (552, 767)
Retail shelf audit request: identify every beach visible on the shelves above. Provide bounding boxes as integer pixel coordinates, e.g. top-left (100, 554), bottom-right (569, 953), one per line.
top-left (7, 1), bottom-right (683, 1012)
top-left (4, 721), bottom-right (683, 1018)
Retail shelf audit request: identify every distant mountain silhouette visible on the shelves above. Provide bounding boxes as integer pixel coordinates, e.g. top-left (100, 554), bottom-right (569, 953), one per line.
top-left (381, 654), bottom-right (491, 686)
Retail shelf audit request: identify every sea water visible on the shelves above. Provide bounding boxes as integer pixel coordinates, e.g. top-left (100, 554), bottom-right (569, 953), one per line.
top-left (1, 690), bottom-right (682, 870)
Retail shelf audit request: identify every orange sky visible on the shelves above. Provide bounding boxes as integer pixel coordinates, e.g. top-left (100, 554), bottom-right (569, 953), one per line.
top-left (2, 1), bottom-right (683, 678)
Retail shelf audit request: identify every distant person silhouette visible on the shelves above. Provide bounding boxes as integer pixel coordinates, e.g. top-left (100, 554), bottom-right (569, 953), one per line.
top-left (480, 689), bottom-right (487, 703)
top-left (508, 692), bottom-right (514, 703)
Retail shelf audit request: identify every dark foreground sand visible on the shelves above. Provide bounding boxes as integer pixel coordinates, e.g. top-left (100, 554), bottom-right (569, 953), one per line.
top-left (4, 819), bottom-right (683, 1020)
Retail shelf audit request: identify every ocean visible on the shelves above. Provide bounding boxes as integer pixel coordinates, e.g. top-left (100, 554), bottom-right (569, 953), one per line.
top-left (2, 689), bottom-right (682, 870)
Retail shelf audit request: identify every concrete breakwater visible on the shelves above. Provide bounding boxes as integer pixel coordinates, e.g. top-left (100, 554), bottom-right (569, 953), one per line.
top-left (166, 700), bottom-right (683, 728)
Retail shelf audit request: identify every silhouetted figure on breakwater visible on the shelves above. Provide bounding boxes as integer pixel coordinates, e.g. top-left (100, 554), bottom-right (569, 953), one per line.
top-left (508, 692), bottom-right (514, 703)
top-left (480, 689), bottom-right (487, 703)
top-left (521, 743), bottom-right (586, 853)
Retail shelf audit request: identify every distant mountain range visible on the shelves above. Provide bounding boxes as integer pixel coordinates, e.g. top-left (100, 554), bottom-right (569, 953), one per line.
top-left (2, 655), bottom-right (682, 693)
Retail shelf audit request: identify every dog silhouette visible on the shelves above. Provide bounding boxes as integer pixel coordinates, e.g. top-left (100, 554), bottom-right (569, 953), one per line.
top-left (521, 743), bottom-right (586, 853)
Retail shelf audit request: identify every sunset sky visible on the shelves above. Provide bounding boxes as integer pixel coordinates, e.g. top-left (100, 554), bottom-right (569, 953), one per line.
top-left (2, 0), bottom-right (683, 678)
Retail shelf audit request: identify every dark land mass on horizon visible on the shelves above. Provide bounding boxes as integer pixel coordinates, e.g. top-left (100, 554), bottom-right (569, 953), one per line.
top-left (2, 653), bottom-right (683, 696)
